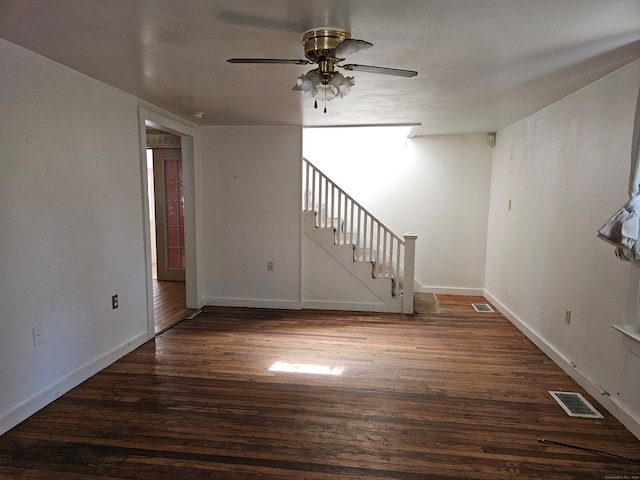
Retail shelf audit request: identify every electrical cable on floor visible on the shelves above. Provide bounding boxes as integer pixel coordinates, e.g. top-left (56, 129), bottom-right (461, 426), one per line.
top-left (538, 438), bottom-right (640, 464)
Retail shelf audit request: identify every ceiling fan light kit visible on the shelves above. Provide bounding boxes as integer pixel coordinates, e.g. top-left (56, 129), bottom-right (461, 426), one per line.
top-left (228, 27), bottom-right (417, 112)
top-left (296, 70), bottom-right (354, 98)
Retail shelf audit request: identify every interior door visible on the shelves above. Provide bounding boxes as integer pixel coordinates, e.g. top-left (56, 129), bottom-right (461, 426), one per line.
top-left (153, 148), bottom-right (186, 282)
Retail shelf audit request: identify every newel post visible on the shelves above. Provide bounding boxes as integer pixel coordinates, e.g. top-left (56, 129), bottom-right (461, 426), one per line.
top-left (403, 233), bottom-right (418, 314)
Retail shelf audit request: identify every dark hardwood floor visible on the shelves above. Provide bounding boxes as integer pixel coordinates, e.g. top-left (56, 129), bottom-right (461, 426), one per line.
top-left (153, 279), bottom-right (192, 334)
top-left (1, 295), bottom-right (639, 479)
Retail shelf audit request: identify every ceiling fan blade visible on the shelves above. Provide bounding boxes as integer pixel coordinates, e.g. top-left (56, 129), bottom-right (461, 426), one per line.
top-left (331, 38), bottom-right (373, 59)
top-left (342, 63), bottom-right (418, 77)
top-left (227, 58), bottom-right (312, 65)
top-left (292, 83), bottom-right (302, 91)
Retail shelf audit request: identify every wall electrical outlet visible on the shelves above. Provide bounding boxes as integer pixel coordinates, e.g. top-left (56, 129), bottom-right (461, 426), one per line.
top-left (112, 294), bottom-right (119, 309)
top-left (33, 325), bottom-right (43, 346)
top-left (267, 261), bottom-right (274, 272)
top-left (565, 308), bottom-right (571, 325)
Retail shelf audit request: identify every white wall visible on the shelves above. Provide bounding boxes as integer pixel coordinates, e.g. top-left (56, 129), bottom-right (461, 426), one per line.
top-left (304, 128), bottom-right (492, 294)
top-left (302, 233), bottom-right (392, 310)
top-left (199, 126), bottom-right (302, 308)
top-left (0, 39), bottom-right (154, 434)
top-left (485, 59), bottom-right (640, 438)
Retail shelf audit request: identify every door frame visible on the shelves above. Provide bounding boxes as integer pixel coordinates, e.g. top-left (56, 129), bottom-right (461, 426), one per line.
top-left (138, 107), bottom-right (199, 333)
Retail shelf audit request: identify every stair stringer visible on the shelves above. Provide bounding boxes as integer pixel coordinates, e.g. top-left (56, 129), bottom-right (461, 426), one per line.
top-left (302, 211), bottom-right (402, 313)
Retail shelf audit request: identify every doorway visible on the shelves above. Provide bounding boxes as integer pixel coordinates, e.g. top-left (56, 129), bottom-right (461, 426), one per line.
top-left (144, 125), bottom-right (194, 334)
top-left (147, 146), bottom-right (186, 282)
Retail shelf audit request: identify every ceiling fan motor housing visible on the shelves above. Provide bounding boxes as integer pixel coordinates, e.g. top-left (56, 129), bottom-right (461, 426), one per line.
top-left (302, 28), bottom-right (350, 63)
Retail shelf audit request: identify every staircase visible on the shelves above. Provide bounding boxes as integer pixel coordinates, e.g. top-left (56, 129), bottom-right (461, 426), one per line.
top-left (302, 158), bottom-right (416, 314)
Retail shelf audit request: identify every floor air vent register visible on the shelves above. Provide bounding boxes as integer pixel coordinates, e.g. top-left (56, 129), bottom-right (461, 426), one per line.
top-left (471, 303), bottom-right (494, 312)
top-left (549, 391), bottom-right (603, 418)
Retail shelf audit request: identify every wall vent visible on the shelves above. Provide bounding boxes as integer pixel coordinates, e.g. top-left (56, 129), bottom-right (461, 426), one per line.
top-left (472, 303), bottom-right (494, 313)
top-left (549, 391), bottom-right (603, 418)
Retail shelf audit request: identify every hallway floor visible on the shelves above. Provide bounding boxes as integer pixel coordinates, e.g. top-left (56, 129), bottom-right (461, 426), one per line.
top-left (153, 279), bottom-right (192, 334)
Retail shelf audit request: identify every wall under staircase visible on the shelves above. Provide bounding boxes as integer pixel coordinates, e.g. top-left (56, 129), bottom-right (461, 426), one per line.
top-left (301, 159), bottom-right (416, 313)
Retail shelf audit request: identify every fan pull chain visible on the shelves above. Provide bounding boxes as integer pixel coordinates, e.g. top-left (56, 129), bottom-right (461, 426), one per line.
top-left (312, 94), bottom-right (328, 113)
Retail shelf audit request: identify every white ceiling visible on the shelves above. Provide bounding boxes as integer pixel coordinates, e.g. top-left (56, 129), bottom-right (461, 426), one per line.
top-left (1, 0), bottom-right (639, 136)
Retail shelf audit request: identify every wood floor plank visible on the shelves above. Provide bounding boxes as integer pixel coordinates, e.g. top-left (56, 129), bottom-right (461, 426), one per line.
top-left (153, 279), bottom-right (193, 334)
top-left (1, 295), bottom-right (639, 479)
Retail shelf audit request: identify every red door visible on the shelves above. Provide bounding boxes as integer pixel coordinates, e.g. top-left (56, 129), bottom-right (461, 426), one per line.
top-left (153, 148), bottom-right (186, 282)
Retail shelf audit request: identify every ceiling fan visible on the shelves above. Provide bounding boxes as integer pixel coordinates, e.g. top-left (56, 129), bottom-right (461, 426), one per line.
top-left (227, 28), bottom-right (418, 112)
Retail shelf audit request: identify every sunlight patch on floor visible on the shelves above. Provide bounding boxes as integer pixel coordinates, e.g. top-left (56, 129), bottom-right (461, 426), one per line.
top-left (269, 361), bottom-right (344, 376)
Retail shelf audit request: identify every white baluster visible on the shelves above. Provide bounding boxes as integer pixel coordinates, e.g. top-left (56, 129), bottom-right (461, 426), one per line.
top-left (337, 190), bottom-right (342, 243)
top-left (323, 175), bottom-right (328, 228)
top-left (403, 233), bottom-right (417, 314)
top-left (357, 208), bottom-right (362, 262)
top-left (311, 167), bottom-right (316, 216)
top-left (368, 218), bottom-right (374, 263)
top-left (350, 200), bottom-right (355, 246)
top-left (382, 230), bottom-right (388, 279)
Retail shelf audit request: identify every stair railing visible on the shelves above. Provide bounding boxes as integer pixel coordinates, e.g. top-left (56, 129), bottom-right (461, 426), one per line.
top-left (303, 158), bottom-right (416, 310)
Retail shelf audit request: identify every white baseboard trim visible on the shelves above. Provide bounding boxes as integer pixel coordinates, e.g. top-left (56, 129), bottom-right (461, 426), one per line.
top-left (484, 290), bottom-right (640, 440)
top-left (301, 300), bottom-right (402, 313)
top-left (416, 284), bottom-right (484, 296)
top-left (202, 297), bottom-right (302, 310)
top-left (203, 298), bottom-right (404, 314)
top-left (0, 330), bottom-right (153, 436)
